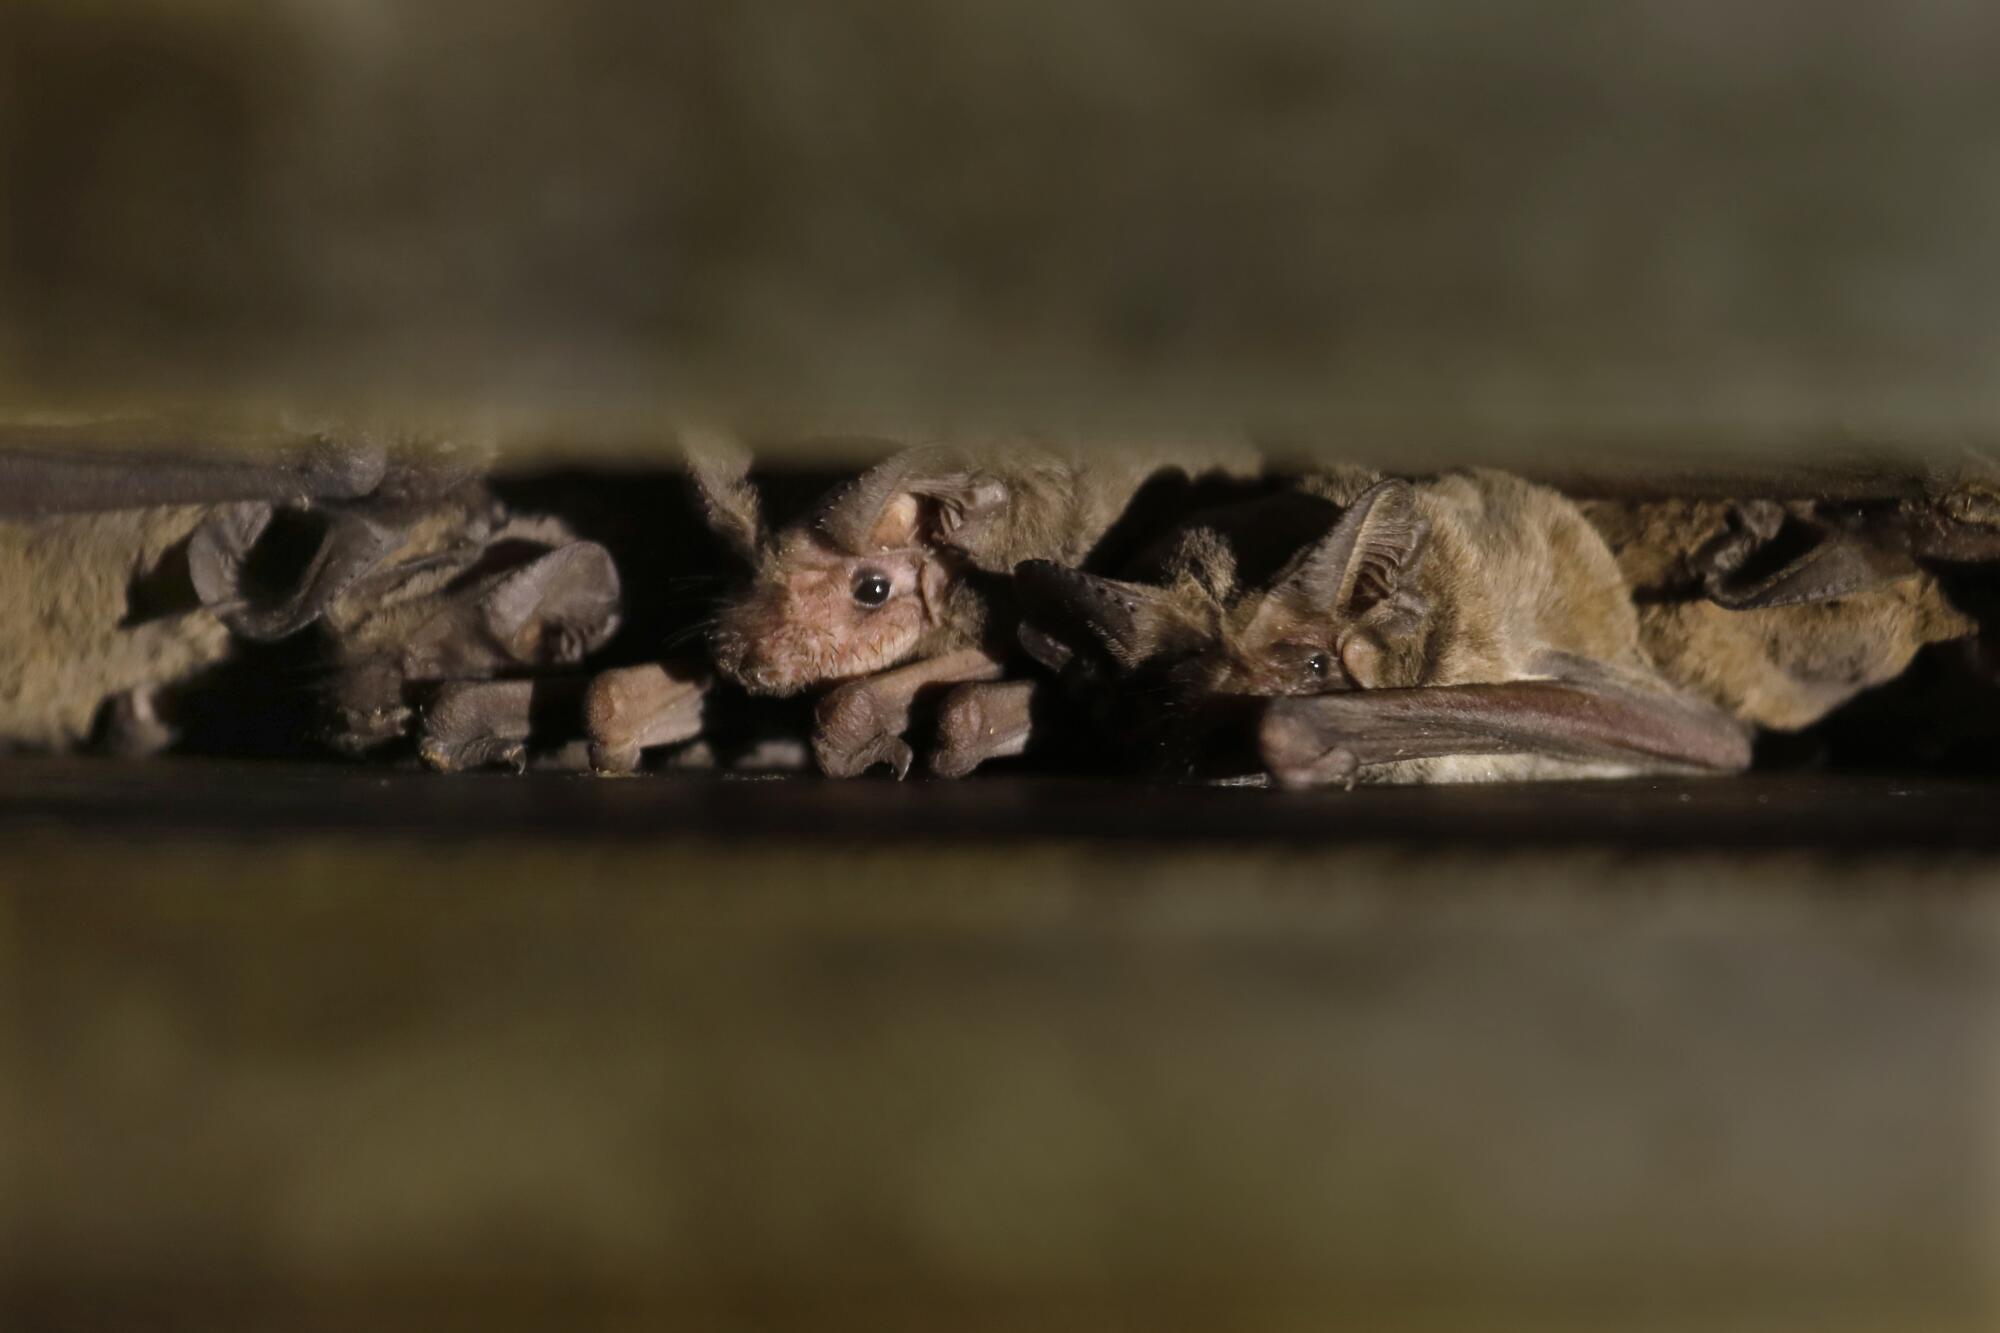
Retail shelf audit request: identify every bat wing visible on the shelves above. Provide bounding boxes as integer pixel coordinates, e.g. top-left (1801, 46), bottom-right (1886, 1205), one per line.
top-left (188, 504), bottom-right (408, 642)
top-left (0, 421), bottom-right (385, 517)
top-left (1258, 673), bottom-right (1752, 789)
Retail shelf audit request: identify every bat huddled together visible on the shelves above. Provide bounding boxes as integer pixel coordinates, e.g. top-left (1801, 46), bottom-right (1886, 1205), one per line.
top-left (5, 425), bottom-right (1999, 788)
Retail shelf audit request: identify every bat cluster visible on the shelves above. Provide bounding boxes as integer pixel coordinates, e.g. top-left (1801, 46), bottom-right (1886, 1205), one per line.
top-left (6, 425), bottom-right (2000, 787)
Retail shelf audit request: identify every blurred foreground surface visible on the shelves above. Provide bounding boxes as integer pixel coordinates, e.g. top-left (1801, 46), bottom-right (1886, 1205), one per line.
top-left (10, 0), bottom-right (2000, 460)
top-left (2, 761), bottom-right (1996, 1331)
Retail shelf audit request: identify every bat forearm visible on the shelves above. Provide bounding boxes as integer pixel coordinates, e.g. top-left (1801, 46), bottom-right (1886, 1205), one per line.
top-left (1260, 680), bottom-right (1753, 789)
top-left (931, 678), bottom-right (1041, 778)
top-left (813, 647), bottom-right (1008, 778)
top-left (0, 431), bottom-right (385, 517)
top-left (585, 661), bottom-right (710, 773)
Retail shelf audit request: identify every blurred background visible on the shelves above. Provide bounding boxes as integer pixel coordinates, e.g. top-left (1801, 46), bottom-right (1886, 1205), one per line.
top-left (3, 2), bottom-right (1999, 1329)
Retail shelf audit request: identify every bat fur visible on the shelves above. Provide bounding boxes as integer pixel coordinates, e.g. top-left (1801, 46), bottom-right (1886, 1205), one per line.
top-left (0, 449), bottom-right (620, 761)
top-left (1018, 467), bottom-right (1999, 786)
top-left (693, 434), bottom-right (1261, 775)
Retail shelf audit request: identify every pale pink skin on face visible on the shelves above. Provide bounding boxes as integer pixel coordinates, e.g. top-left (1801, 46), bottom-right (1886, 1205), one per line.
top-left (710, 530), bottom-right (951, 697)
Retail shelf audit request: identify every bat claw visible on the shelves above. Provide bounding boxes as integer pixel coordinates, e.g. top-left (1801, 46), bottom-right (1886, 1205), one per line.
top-left (419, 734), bottom-right (527, 774)
top-left (815, 732), bottom-right (914, 780)
top-left (930, 680), bottom-right (1037, 779)
top-left (589, 742), bottom-right (643, 775)
top-left (584, 662), bottom-right (709, 773)
top-left (814, 678), bottom-right (915, 778)
top-left (419, 680), bottom-right (535, 773)
top-left (98, 687), bottom-right (177, 759)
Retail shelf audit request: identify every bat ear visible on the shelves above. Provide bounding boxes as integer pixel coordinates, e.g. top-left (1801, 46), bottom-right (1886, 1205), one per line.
top-left (684, 431), bottom-right (764, 563)
top-left (1163, 527), bottom-right (1239, 604)
top-left (1266, 479), bottom-right (1428, 620)
top-left (814, 447), bottom-right (986, 554)
top-left (189, 502), bottom-right (399, 642)
top-left (187, 501), bottom-right (276, 610)
top-left (478, 540), bottom-right (623, 666)
top-left (1015, 560), bottom-right (1200, 672)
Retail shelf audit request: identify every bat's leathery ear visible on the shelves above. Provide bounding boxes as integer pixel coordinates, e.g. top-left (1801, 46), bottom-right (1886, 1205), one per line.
top-left (814, 447), bottom-right (996, 555)
top-left (187, 501), bottom-right (276, 608)
top-left (684, 430), bottom-right (764, 564)
top-left (816, 451), bottom-right (929, 553)
top-left (189, 502), bottom-right (402, 642)
top-left (478, 541), bottom-right (623, 665)
top-left (1270, 479), bottom-right (1428, 618)
top-left (1016, 560), bottom-right (1193, 671)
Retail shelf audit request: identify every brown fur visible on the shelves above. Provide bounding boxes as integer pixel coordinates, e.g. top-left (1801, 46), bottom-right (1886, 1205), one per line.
top-left (1587, 498), bottom-right (1974, 730)
top-left (0, 507), bottom-right (229, 751)
top-left (705, 440), bottom-right (1259, 696)
top-left (0, 475), bottom-right (618, 757)
top-left (1023, 470), bottom-right (1829, 784)
top-left (1058, 470), bottom-right (1652, 697)
top-left (1213, 471), bottom-right (1650, 695)
top-left (1032, 471), bottom-right (1984, 782)
top-left (313, 484), bottom-right (622, 754)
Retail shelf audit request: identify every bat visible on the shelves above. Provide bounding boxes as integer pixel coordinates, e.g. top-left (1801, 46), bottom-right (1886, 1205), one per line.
top-left (1032, 462), bottom-right (2000, 784)
top-left (0, 418), bottom-right (386, 517)
top-left (0, 428), bottom-right (392, 753)
top-left (295, 480), bottom-right (624, 768)
top-left (0, 434), bottom-right (623, 764)
top-left (1015, 465), bottom-right (2000, 788)
top-left (583, 660), bottom-right (712, 774)
top-left (1581, 487), bottom-right (1999, 734)
top-left (689, 433), bottom-right (1261, 777)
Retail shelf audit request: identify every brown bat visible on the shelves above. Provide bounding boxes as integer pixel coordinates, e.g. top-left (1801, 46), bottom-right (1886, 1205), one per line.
top-left (0, 425), bottom-right (388, 753)
top-left (0, 431), bottom-right (622, 765)
top-left (691, 434), bottom-right (1259, 777)
top-left (1016, 467), bottom-right (2000, 788)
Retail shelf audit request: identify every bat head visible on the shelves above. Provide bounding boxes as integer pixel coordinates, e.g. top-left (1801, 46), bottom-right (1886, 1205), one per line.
top-left (351, 519), bottom-right (624, 679)
top-left (695, 442), bottom-right (990, 696)
top-left (1018, 480), bottom-right (1437, 700)
top-left (1207, 479), bottom-right (1434, 695)
top-left (188, 484), bottom-right (623, 751)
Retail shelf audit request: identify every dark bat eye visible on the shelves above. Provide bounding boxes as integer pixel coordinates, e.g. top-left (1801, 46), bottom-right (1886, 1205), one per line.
top-left (852, 570), bottom-right (893, 607)
top-left (1305, 651), bottom-right (1330, 679)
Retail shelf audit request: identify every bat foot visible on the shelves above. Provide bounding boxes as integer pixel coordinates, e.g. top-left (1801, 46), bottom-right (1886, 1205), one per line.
top-left (930, 681), bottom-right (1036, 779)
top-left (1258, 699), bottom-right (1362, 790)
top-left (420, 734), bottom-right (528, 774)
top-left (584, 662), bottom-right (710, 774)
top-left (1941, 491), bottom-right (2000, 528)
top-left (98, 688), bottom-right (177, 759)
top-left (330, 658), bottom-right (415, 753)
top-left (815, 730), bottom-right (915, 780)
top-left (419, 725), bottom-right (528, 774)
top-left (589, 742), bottom-right (644, 775)
top-left (419, 680), bottom-right (535, 773)
top-left (1917, 482), bottom-right (2000, 562)
top-left (814, 679), bottom-right (917, 778)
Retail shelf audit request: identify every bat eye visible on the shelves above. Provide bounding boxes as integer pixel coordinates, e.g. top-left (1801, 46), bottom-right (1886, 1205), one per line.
top-left (852, 569), bottom-right (893, 608)
top-left (1305, 652), bottom-right (1331, 680)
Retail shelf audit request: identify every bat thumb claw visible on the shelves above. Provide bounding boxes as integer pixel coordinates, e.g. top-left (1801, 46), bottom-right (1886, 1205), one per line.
top-left (1259, 699), bottom-right (1362, 790)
